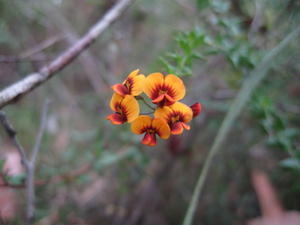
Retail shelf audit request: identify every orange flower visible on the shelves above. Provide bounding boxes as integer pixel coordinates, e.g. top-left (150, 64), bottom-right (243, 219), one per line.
top-left (144, 73), bottom-right (186, 106)
top-left (190, 102), bottom-right (202, 118)
top-left (107, 93), bottom-right (139, 124)
top-left (112, 69), bottom-right (145, 96)
top-left (155, 102), bottom-right (193, 135)
top-left (131, 115), bottom-right (170, 146)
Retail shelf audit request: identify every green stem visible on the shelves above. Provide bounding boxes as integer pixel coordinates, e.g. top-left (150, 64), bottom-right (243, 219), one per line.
top-left (136, 96), bottom-right (156, 110)
top-left (182, 26), bottom-right (300, 225)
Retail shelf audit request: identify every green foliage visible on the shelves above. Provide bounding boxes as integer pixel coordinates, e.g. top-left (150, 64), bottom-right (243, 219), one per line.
top-left (0, 158), bottom-right (4, 172)
top-left (196, 0), bottom-right (210, 11)
top-left (160, 0), bottom-right (260, 78)
top-left (160, 28), bottom-right (210, 76)
top-left (4, 173), bottom-right (26, 185)
top-left (250, 94), bottom-right (300, 170)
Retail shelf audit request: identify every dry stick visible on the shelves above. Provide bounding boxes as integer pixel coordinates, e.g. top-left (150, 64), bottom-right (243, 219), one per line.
top-left (0, 100), bottom-right (50, 225)
top-left (0, 35), bottom-right (64, 63)
top-left (0, 0), bottom-right (134, 109)
top-left (182, 26), bottom-right (300, 225)
top-left (26, 100), bottom-right (50, 224)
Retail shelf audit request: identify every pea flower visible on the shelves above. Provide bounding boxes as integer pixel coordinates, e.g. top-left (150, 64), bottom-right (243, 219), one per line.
top-left (107, 93), bottom-right (139, 125)
top-left (111, 69), bottom-right (145, 96)
top-left (131, 115), bottom-right (170, 146)
top-left (190, 102), bottom-right (202, 118)
top-left (154, 102), bottom-right (193, 135)
top-left (144, 73), bottom-right (186, 107)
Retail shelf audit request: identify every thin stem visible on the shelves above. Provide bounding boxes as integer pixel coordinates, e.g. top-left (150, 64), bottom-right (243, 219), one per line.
top-left (31, 99), bottom-right (50, 164)
top-left (136, 96), bottom-right (156, 110)
top-left (26, 100), bottom-right (50, 224)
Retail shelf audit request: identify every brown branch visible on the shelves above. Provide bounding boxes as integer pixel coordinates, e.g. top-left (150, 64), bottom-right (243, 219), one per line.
top-left (0, 0), bottom-right (134, 109)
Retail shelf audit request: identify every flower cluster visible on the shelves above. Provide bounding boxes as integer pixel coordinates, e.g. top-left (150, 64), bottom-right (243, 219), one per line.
top-left (107, 69), bottom-right (202, 146)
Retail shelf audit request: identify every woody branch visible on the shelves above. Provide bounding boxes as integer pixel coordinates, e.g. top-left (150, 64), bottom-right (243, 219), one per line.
top-left (0, 0), bottom-right (135, 109)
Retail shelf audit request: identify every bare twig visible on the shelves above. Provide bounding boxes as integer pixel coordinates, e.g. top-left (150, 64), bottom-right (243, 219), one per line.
top-left (30, 100), bottom-right (50, 164)
top-left (0, 0), bottom-right (135, 109)
top-left (0, 35), bottom-right (64, 63)
top-left (26, 100), bottom-right (50, 224)
top-left (0, 101), bottom-right (50, 225)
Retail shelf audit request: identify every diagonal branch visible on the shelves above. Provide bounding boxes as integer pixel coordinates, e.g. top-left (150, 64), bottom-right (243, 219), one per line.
top-left (0, 0), bottom-right (135, 109)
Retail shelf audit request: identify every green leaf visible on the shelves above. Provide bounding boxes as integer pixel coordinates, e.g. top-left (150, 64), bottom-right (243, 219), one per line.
top-left (280, 158), bottom-right (300, 170)
top-left (93, 148), bottom-right (137, 171)
top-left (6, 174), bottom-right (26, 185)
top-left (196, 0), bottom-right (210, 10)
top-left (0, 159), bottom-right (4, 171)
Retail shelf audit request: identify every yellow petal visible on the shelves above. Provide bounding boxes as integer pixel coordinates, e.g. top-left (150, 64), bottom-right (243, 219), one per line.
top-left (169, 102), bottom-right (193, 123)
top-left (165, 74), bottom-right (186, 101)
top-left (144, 73), bottom-right (164, 99)
top-left (121, 95), bottom-right (139, 123)
top-left (109, 93), bottom-right (123, 112)
top-left (130, 74), bottom-right (145, 96)
top-left (152, 118), bottom-right (170, 139)
top-left (127, 69), bottom-right (140, 78)
top-left (131, 115), bottom-right (152, 134)
top-left (154, 106), bottom-right (172, 122)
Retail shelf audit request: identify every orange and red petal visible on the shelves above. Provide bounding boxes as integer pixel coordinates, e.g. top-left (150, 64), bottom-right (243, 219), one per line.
top-left (164, 94), bottom-right (176, 106)
top-left (152, 118), bottom-right (170, 139)
top-left (121, 95), bottom-right (139, 123)
top-left (127, 69), bottom-right (140, 78)
top-left (190, 102), bottom-right (202, 118)
top-left (142, 133), bottom-right (157, 146)
top-left (109, 93), bottom-right (123, 112)
top-left (152, 94), bottom-right (165, 104)
top-left (143, 73), bottom-right (164, 99)
top-left (171, 122), bottom-right (184, 135)
top-left (165, 74), bottom-right (186, 101)
top-left (154, 106), bottom-right (172, 122)
top-left (129, 74), bottom-right (145, 96)
top-left (131, 115), bottom-right (152, 135)
top-left (111, 84), bottom-right (129, 96)
top-left (181, 122), bottom-right (190, 130)
top-left (106, 113), bottom-right (126, 125)
top-left (170, 102), bottom-right (193, 123)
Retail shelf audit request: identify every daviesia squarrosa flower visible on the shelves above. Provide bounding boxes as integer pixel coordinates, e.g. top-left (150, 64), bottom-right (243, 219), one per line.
top-left (107, 93), bottom-right (139, 124)
top-left (155, 102), bottom-right (193, 135)
top-left (111, 69), bottom-right (145, 97)
top-left (131, 115), bottom-right (170, 146)
top-left (144, 73), bottom-right (186, 107)
top-left (190, 102), bottom-right (202, 118)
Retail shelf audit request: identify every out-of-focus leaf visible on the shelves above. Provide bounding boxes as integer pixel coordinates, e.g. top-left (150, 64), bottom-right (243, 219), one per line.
top-left (196, 0), bottom-right (210, 10)
top-left (280, 158), bottom-right (300, 170)
top-left (0, 21), bottom-right (15, 45)
top-left (5, 174), bottom-right (26, 185)
top-left (0, 159), bottom-right (4, 171)
top-left (93, 148), bottom-right (138, 171)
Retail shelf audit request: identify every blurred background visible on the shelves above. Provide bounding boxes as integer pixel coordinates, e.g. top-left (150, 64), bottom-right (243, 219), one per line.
top-left (0, 0), bottom-right (300, 224)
